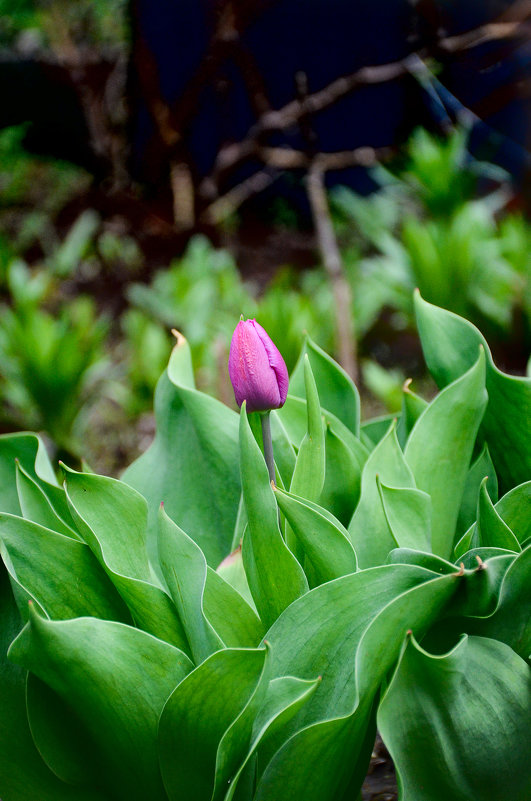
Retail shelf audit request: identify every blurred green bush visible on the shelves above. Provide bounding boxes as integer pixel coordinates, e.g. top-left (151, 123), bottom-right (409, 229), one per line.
top-left (0, 126), bottom-right (529, 465)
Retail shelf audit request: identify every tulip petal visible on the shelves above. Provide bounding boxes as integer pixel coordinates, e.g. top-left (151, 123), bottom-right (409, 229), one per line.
top-left (228, 320), bottom-right (289, 413)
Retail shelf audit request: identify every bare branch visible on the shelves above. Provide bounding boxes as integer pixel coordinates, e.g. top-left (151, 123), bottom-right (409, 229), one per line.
top-left (199, 11), bottom-right (530, 196)
top-left (306, 164), bottom-right (358, 382)
top-left (201, 169), bottom-right (279, 224)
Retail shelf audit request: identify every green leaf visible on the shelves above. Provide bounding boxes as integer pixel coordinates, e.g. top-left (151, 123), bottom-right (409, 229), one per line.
top-left (419, 552), bottom-right (518, 656)
top-left (289, 335), bottom-right (360, 435)
top-left (320, 421), bottom-right (366, 525)
top-left (269, 411), bottom-right (296, 488)
top-left (216, 545), bottom-right (255, 610)
top-left (204, 566), bottom-right (265, 647)
top-left (9, 608), bottom-right (192, 801)
top-left (404, 348), bottom-right (487, 559)
top-left (255, 566), bottom-right (461, 800)
top-left (387, 548), bottom-right (456, 574)
top-left (26, 673), bottom-right (99, 786)
top-left (415, 292), bottom-right (531, 493)
top-left (225, 675), bottom-right (320, 801)
top-left (289, 356), bottom-right (326, 504)
top-left (378, 479), bottom-right (432, 552)
top-left (123, 337), bottom-right (241, 568)
top-left (16, 462), bottom-right (80, 539)
top-left (157, 505), bottom-right (222, 663)
top-left (378, 634), bottom-right (531, 801)
top-left (456, 443), bottom-right (498, 537)
top-left (455, 480), bottom-right (531, 558)
top-left (64, 469), bottom-right (189, 652)
top-left (64, 468), bottom-right (152, 580)
top-left (239, 403), bottom-right (308, 628)
top-left (472, 477), bottom-right (521, 552)
top-left (0, 513), bottom-right (130, 623)
top-left (0, 568), bottom-right (104, 801)
top-left (467, 544), bottom-right (531, 658)
top-left (396, 379), bottom-right (428, 448)
top-left (213, 648), bottom-right (272, 801)
top-left (450, 553), bottom-right (516, 619)
top-left (458, 546), bottom-right (516, 568)
top-left (286, 357), bottom-right (325, 559)
top-left (349, 420), bottom-right (415, 568)
top-left (360, 413), bottom-right (397, 448)
top-left (274, 488), bottom-right (357, 585)
top-left (0, 432), bottom-right (68, 519)
top-left (158, 647), bottom-right (267, 801)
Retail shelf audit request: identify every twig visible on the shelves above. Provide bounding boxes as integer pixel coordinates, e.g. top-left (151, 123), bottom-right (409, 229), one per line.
top-left (199, 10), bottom-right (531, 194)
top-left (306, 164), bottom-right (358, 382)
top-left (201, 169), bottom-right (279, 224)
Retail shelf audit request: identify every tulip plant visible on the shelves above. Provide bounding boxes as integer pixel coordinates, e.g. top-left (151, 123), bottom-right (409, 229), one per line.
top-left (0, 293), bottom-right (529, 801)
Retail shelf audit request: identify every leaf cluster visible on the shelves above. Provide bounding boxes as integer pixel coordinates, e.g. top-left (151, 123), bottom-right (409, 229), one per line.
top-left (0, 294), bottom-right (529, 801)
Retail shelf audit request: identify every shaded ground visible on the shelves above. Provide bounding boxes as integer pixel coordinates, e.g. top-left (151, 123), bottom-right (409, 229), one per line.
top-left (362, 735), bottom-right (398, 801)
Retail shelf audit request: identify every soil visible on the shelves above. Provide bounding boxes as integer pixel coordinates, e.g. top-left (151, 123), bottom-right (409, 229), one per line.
top-left (362, 735), bottom-right (398, 801)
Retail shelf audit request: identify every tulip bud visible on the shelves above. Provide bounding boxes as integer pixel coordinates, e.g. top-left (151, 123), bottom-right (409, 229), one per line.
top-left (228, 319), bottom-right (289, 413)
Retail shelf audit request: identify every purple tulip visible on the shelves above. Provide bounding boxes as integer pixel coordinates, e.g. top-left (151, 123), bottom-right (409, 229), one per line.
top-left (228, 319), bottom-right (289, 413)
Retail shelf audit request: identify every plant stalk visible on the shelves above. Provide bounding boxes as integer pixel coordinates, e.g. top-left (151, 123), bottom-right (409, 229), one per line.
top-left (260, 411), bottom-right (276, 485)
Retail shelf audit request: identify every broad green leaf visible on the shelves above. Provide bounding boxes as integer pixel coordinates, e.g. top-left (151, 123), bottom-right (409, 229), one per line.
top-left (388, 548), bottom-right (456, 575)
top-left (157, 506), bottom-right (222, 663)
top-left (320, 420), bottom-right (366, 526)
top-left (255, 566), bottom-right (461, 800)
top-left (289, 357), bottom-right (325, 504)
top-left (239, 403), bottom-right (308, 628)
top-left (274, 488), bottom-right (357, 585)
top-left (64, 469), bottom-right (189, 651)
top-left (16, 463), bottom-right (80, 539)
top-left (275, 396), bottom-right (369, 528)
top-left (420, 552), bottom-right (519, 656)
top-left (26, 674), bottom-right (99, 786)
top-left (9, 608), bottom-right (192, 801)
top-left (458, 546), bottom-right (516, 568)
top-left (378, 634), bottom-right (531, 801)
top-left (360, 413), bottom-right (397, 447)
top-left (289, 335), bottom-right (360, 435)
top-left (396, 378), bottom-right (428, 448)
top-left (204, 566), bottom-right (265, 647)
top-left (123, 337), bottom-right (241, 569)
top-left (269, 411), bottom-right (296, 488)
top-left (448, 553), bottom-right (516, 619)
top-left (255, 701), bottom-right (374, 801)
top-left (472, 477), bottom-right (521, 552)
top-left (0, 568), bottom-right (105, 801)
top-left (276, 395), bottom-right (367, 461)
top-left (378, 479), bottom-right (431, 552)
top-left (158, 647), bottom-right (267, 801)
top-left (64, 468), bottom-right (152, 581)
top-left (213, 648), bottom-right (272, 801)
top-left (454, 480), bottom-right (531, 558)
top-left (225, 675), bottom-right (320, 801)
top-left (216, 545), bottom-right (255, 610)
top-left (286, 357), bottom-right (325, 559)
top-left (349, 420), bottom-right (415, 568)
top-left (456, 443), bottom-right (497, 537)
top-left (0, 432), bottom-right (68, 520)
top-left (415, 292), bottom-right (531, 493)
top-left (467, 544), bottom-right (531, 658)
top-left (0, 514), bottom-right (130, 623)
top-left (404, 349), bottom-right (487, 559)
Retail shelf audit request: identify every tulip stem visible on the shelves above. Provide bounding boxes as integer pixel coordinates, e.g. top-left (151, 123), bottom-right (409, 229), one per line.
top-left (260, 412), bottom-right (276, 485)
